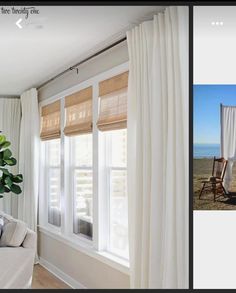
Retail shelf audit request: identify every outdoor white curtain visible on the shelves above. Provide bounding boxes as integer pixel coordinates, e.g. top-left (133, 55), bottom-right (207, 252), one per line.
top-left (127, 6), bottom-right (188, 289)
top-left (0, 98), bottom-right (21, 218)
top-left (221, 104), bottom-right (236, 192)
top-left (18, 88), bottom-right (40, 259)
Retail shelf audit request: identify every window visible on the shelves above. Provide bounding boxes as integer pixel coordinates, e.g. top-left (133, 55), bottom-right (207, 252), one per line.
top-left (104, 129), bottom-right (128, 259)
top-left (45, 139), bottom-right (61, 227)
top-left (70, 134), bottom-right (93, 239)
top-left (39, 65), bottom-right (129, 265)
top-left (65, 86), bottom-right (93, 240)
top-left (98, 71), bottom-right (129, 259)
top-left (40, 100), bottom-right (61, 227)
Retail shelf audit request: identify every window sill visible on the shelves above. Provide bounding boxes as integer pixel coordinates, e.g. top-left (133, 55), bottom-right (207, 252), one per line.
top-left (38, 225), bottom-right (130, 275)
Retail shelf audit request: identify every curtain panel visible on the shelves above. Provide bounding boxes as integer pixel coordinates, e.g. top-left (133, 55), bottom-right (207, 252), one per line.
top-left (0, 98), bottom-right (21, 218)
top-left (221, 104), bottom-right (236, 192)
top-left (18, 88), bottom-right (40, 262)
top-left (127, 6), bottom-right (189, 289)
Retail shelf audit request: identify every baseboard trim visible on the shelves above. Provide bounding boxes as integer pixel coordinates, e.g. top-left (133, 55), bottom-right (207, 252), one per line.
top-left (39, 257), bottom-right (86, 289)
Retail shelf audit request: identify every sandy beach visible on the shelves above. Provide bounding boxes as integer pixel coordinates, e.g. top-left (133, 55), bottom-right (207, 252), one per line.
top-left (194, 158), bottom-right (236, 210)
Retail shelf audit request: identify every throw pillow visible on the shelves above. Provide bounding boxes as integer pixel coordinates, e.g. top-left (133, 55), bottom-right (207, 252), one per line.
top-left (0, 218), bottom-right (3, 238)
top-left (0, 219), bottom-right (27, 247)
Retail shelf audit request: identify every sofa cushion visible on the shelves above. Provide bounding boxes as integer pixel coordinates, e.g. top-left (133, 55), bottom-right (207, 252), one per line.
top-left (22, 229), bottom-right (37, 250)
top-left (0, 219), bottom-right (27, 247)
top-left (0, 247), bottom-right (35, 289)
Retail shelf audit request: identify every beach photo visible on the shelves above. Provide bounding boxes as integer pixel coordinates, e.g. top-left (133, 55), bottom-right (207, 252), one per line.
top-left (194, 85), bottom-right (236, 210)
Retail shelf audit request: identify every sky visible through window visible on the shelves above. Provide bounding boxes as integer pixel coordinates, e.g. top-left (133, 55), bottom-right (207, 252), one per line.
top-left (194, 85), bottom-right (236, 144)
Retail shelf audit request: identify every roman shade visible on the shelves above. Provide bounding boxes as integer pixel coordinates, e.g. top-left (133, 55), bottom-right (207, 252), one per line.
top-left (64, 86), bottom-right (93, 136)
top-left (97, 71), bottom-right (128, 131)
top-left (40, 100), bottom-right (60, 140)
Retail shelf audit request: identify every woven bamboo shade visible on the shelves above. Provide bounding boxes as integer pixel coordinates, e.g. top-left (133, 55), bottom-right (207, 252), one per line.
top-left (64, 86), bottom-right (93, 136)
top-left (97, 72), bottom-right (128, 131)
top-left (40, 100), bottom-right (61, 140)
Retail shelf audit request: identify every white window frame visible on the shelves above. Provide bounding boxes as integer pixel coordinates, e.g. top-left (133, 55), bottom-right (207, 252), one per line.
top-left (38, 61), bottom-right (129, 272)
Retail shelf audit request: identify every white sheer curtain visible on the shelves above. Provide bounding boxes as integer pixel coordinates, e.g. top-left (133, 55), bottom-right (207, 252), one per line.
top-left (127, 6), bottom-right (188, 289)
top-left (0, 98), bottom-right (21, 218)
top-left (221, 104), bottom-right (236, 192)
top-left (18, 89), bottom-right (40, 249)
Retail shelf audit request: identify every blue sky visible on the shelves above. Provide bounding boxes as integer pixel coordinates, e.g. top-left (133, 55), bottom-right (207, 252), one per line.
top-left (194, 85), bottom-right (236, 144)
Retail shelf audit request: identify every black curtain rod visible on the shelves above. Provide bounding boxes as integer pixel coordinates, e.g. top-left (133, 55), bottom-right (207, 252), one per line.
top-left (37, 36), bottom-right (127, 90)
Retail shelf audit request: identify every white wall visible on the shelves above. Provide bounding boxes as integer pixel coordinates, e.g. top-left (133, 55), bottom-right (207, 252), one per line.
top-left (194, 6), bottom-right (236, 84)
top-left (38, 40), bottom-right (129, 102)
top-left (38, 231), bottom-right (129, 289)
top-left (37, 42), bottom-right (130, 288)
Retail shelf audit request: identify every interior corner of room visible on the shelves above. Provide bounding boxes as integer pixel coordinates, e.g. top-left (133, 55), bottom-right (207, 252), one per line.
top-left (0, 4), bottom-right (189, 290)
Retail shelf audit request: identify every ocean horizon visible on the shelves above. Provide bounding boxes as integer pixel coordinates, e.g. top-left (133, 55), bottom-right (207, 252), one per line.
top-left (194, 143), bottom-right (220, 158)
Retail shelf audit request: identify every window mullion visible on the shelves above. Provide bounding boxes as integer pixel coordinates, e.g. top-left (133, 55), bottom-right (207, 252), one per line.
top-left (45, 143), bottom-right (49, 227)
top-left (60, 97), bottom-right (66, 235)
top-left (93, 82), bottom-right (99, 250)
top-left (66, 135), bottom-right (74, 237)
top-left (106, 132), bottom-right (112, 253)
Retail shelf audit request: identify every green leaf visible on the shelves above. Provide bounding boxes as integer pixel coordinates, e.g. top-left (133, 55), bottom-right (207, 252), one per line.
top-left (12, 174), bottom-right (23, 183)
top-left (4, 158), bottom-right (17, 166)
top-left (0, 141), bottom-right (11, 150)
top-left (3, 149), bottom-right (12, 159)
top-left (0, 159), bottom-right (6, 166)
top-left (0, 135), bottom-right (6, 145)
top-left (10, 184), bottom-right (22, 194)
top-left (4, 176), bottom-right (13, 187)
top-left (4, 186), bottom-right (11, 193)
top-left (0, 168), bottom-right (10, 176)
top-left (0, 184), bottom-right (5, 193)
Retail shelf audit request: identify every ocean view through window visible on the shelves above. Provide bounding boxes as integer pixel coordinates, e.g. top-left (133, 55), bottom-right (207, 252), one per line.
top-left (194, 143), bottom-right (220, 158)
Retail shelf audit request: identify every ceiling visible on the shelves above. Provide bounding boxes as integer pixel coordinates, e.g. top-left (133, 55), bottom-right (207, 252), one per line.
top-left (0, 5), bottom-right (164, 95)
top-left (194, 6), bottom-right (236, 84)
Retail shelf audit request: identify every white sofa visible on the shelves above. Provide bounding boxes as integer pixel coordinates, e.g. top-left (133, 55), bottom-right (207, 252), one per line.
top-left (0, 212), bottom-right (36, 289)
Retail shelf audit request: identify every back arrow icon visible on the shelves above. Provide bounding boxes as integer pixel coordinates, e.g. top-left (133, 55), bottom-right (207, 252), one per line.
top-left (16, 18), bottom-right (23, 29)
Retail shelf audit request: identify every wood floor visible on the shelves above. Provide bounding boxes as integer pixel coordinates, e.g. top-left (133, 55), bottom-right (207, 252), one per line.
top-left (32, 264), bottom-right (71, 289)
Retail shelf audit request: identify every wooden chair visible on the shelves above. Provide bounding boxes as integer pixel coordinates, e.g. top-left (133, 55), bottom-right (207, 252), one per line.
top-left (199, 157), bottom-right (228, 201)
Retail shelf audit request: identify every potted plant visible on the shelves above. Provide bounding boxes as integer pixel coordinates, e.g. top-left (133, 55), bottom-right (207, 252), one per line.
top-left (0, 133), bottom-right (23, 197)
